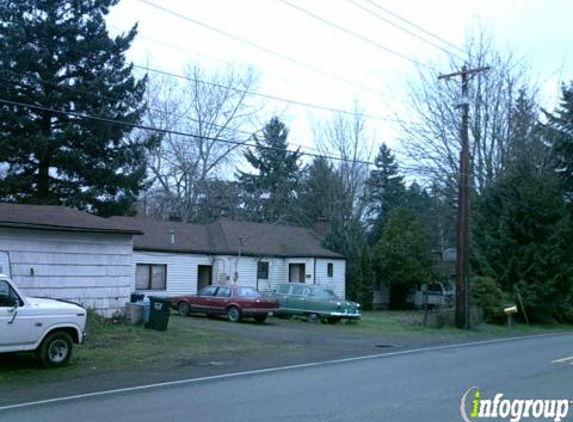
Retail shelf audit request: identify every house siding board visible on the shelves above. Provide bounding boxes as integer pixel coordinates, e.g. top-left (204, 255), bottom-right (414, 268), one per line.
top-left (0, 250), bottom-right (10, 277)
top-left (0, 227), bottom-right (133, 317)
top-left (132, 250), bottom-right (213, 297)
top-left (130, 252), bottom-right (347, 299)
top-left (315, 259), bottom-right (346, 298)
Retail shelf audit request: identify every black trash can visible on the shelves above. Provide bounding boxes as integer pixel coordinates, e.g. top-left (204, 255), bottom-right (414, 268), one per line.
top-left (146, 296), bottom-right (171, 331)
top-left (130, 293), bottom-right (145, 303)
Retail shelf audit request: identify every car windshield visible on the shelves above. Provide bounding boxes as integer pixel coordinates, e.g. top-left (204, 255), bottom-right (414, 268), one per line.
top-left (310, 288), bottom-right (338, 299)
top-left (236, 287), bottom-right (263, 298)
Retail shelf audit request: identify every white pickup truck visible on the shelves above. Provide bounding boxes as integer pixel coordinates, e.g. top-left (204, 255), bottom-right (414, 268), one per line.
top-left (0, 274), bottom-right (87, 367)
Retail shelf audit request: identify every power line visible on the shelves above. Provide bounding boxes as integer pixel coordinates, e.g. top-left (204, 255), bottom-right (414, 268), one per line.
top-left (133, 65), bottom-right (403, 123)
top-left (0, 98), bottom-right (376, 166)
top-left (0, 70), bottom-right (328, 155)
top-left (133, 0), bottom-right (388, 97)
top-left (360, 0), bottom-right (467, 56)
top-left (275, 0), bottom-right (428, 69)
top-left (341, 0), bottom-right (465, 62)
top-left (108, 25), bottom-right (300, 88)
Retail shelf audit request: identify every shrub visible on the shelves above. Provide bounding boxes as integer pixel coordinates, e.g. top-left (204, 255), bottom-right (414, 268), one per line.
top-left (471, 276), bottom-right (508, 323)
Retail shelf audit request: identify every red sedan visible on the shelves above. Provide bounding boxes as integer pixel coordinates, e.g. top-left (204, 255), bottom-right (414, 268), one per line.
top-left (171, 285), bottom-right (279, 323)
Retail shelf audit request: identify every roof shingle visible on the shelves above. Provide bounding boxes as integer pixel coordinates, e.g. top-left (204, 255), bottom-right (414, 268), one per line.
top-left (109, 217), bottom-right (344, 259)
top-left (0, 203), bottom-right (142, 235)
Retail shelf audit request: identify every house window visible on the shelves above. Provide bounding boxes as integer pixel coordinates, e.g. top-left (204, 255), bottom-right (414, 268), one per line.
top-left (136, 264), bottom-right (167, 290)
top-left (327, 263), bottom-right (334, 277)
top-left (257, 261), bottom-right (269, 279)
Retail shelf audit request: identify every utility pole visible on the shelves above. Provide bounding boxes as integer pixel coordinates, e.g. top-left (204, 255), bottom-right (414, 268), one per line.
top-left (438, 65), bottom-right (489, 330)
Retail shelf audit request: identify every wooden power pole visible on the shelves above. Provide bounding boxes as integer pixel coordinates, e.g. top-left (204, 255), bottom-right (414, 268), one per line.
top-left (438, 65), bottom-right (489, 330)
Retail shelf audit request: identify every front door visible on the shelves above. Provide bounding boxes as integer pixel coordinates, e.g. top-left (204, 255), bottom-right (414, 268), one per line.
top-left (289, 264), bottom-right (306, 283)
top-left (0, 280), bottom-right (32, 347)
top-left (197, 265), bottom-right (213, 291)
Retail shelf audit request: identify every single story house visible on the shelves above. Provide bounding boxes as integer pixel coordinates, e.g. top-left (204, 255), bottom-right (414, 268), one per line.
top-left (0, 203), bottom-right (141, 316)
top-left (109, 217), bottom-right (347, 298)
top-left (0, 202), bottom-right (346, 316)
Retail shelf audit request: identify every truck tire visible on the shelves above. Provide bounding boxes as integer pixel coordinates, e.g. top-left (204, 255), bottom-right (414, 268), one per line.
top-left (38, 331), bottom-right (73, 367)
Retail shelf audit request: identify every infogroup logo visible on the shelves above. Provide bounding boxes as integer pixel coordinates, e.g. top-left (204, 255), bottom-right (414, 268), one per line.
top-left (460, 387), bottom-right (571, 422)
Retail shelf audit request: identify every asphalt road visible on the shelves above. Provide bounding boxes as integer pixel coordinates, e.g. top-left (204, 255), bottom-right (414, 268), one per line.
top-left (1, 333), bottom-right (572, 422)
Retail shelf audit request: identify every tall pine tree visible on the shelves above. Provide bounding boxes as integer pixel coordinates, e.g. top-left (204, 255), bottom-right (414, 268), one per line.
top-left (545, 82), bottom-right (573, 201)
top-left (0, 0), bottom-right (153, 216)
top-left (473, 160), bottom-right (573, 321)
top-left (294, 156), bottom-right (343, 227)
top-left (363, 143), bottom-right (406, 243)
top-left (237, 117), bottom-right (302, 224)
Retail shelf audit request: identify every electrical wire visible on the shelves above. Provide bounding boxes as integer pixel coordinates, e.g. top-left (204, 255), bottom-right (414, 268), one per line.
top-left (275, 0), bottom-right (429, 69)
top-left (0, 70), bottom-right (331, 155)
top-left (133, 0), bottom-right (389, 97)
top-left (360, 0), bottom-right (467, 56)
top-left (132, 65), bottom-right (402, 123)
top-left (0, 97), bottom-right (377, 166)
top-left (341, 0), bottom-right (465, 62)
top-left (108, 25), bottom-right (300, 88)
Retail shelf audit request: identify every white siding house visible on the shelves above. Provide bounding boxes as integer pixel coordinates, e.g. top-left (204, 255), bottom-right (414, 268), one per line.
top-left (0, 203), bottom-right (140, 317)
top-left (110, 217), bottom-right (347, 300)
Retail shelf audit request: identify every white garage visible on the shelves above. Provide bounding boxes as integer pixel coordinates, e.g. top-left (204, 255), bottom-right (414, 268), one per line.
top-left (0, 203), bottom-right (140, 316)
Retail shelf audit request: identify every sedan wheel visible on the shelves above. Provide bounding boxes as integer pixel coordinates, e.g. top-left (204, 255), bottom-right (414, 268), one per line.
top-left (227, 306), bottom-right (242, 323)
top-left (178, 302), bottom-right (191, 317)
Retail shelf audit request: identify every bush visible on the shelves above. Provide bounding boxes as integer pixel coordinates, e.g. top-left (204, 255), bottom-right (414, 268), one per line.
top-left (471, 276), bottom-right (508, 323)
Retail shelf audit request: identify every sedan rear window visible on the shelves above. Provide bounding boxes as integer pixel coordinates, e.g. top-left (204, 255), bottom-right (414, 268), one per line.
top-left (310, 288), bottom-right (338, 299)
top-left (236, 287), bottom-right (263, 298)
top-left (216, 287), bottom-right (232, 297)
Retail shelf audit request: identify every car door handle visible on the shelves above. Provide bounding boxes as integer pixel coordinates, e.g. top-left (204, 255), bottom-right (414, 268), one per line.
top-left (8, 307), bottom-right (18, 324)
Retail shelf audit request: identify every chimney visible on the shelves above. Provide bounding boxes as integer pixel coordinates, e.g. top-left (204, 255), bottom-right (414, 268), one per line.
top-left (312, 216), bottom-right (331, 239)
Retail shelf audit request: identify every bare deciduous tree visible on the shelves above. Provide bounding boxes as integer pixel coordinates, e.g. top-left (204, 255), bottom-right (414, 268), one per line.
top-left (142, 65), bottom-right (261, 221)
top-left (399, 30), bottom-right (539, 193)
top-left (313, 105), bottom-right (374, 221)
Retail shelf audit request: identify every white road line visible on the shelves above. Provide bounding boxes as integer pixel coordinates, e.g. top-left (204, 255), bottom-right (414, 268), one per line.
top-left (551, 355), bottom-right (573, 364)
top-left (0, 332), bottom-right (569, 412)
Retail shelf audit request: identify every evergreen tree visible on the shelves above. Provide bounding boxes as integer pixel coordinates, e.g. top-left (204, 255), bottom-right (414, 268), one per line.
top-left (237, 117), bottom-right (302, 223)
top-left (0, 0), bottom-right (153, 216)
top-left (364, 143), bottom-right (406, 243)
top-left (294, 156), bottom-right (343, 227)
top-left (544, 82), bottom-right (573, 201)
top-left (194, 180), bottom-right (242, 223)
top-left (373, 207), bottom-right (438, 309)
top-left (473, 157), bottom-right (573, 322)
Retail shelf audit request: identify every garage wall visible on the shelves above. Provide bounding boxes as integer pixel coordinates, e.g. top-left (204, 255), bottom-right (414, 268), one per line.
top-left (0, 228), bottom-right (133, 317)
top-left (0, 250), bottom-right (10, 277)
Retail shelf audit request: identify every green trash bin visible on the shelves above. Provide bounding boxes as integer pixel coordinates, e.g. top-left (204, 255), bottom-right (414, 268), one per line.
top-left (146, 296), bottom-right (171, 331)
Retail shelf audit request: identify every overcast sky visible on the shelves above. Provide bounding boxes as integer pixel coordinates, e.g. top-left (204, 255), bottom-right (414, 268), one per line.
top-left (107, 0), bottom-right (572, 159)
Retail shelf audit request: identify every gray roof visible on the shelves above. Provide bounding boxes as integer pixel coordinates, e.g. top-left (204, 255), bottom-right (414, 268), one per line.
top-left (109, 217), bottom-right (344, 259)
top-left (0, 203), bottom-right (142, 235)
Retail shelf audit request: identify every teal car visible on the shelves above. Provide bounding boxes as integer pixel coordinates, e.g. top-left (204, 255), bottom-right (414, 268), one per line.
top-left (271, 283), bottom-right (361, 324)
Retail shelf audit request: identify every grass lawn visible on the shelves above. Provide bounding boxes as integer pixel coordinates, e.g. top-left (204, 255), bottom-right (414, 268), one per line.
top-left (0, 312), bottom-right (269, 384)
top-left (1, 310), bottom-right (569, 386)
top-left (336, 311), bottom-right (573, 338)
